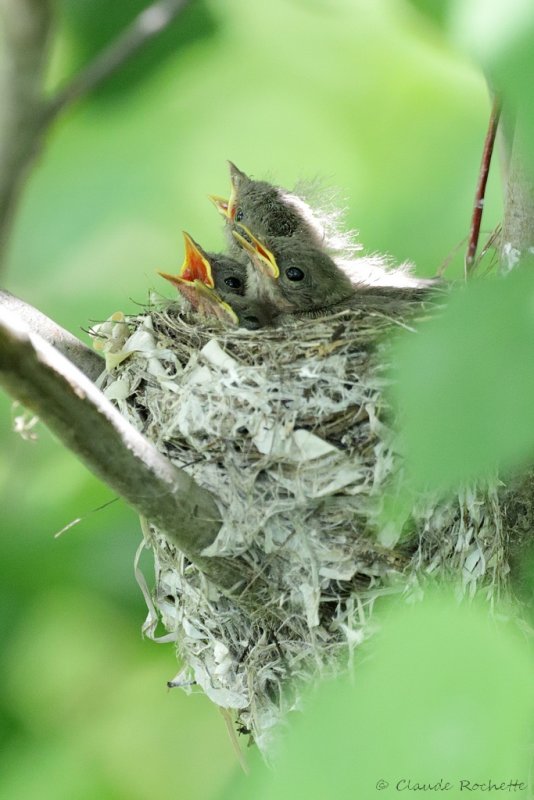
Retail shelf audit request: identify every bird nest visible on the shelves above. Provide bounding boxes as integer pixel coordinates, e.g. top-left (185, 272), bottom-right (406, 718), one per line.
top-left (93, 292), bottom-right (506, 752)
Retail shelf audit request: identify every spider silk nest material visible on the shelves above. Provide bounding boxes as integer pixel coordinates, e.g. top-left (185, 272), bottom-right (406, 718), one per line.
top-left (93, 292), bottom-right (506, 753)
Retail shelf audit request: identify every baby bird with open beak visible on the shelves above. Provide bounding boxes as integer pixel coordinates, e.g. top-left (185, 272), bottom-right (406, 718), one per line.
top-left (210, 162), bottom-right (439, 319)
top-left (210, 161), bottom-right (325, 255)
top-left (159, 232), bottom-right (274, 330)
top-left (210, 161), bottom-right (438, 294)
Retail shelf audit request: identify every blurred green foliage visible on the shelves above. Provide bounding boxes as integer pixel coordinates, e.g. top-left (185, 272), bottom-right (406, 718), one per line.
top-left (55, 0), bottom-right (218, 100)
top-left (221, 595), bottom-right (534, 800)
top-left (460, 0), bottom-right (534, 161)
top-left (3, 0), bottom-right (530, 797)
top-left (391, 267), bottom-right (534, 488)
top-left (392, 0), bottom-right (534, 492)
top-left (406, 0), bottom-right (450, 29)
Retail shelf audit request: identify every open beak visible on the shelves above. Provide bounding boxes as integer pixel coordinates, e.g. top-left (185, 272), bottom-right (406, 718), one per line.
top-left (208, 194), bottom-right (231, 220)
top-left (232, 224), bottom-right (280, 279)
top-left (174, 232), bottom-right (215, 286)
top-left (208, 182), bottom-right (237, 221)
top-left (158, 232), bottom-right (238, 324)
top-left (208, 161), bottom-right (247, 221)
top-left (158, 273), bottom-right (238, 325)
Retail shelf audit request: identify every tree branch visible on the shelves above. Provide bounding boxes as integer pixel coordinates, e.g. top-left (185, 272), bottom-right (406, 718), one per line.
top-left (0, 289), bottom-right (104, 381)
top-left (500, 112), bottom-right (534, 269)
top-left (46, 0), bottom-right (191, 120)
top-left (0, 305), bottom-right (254, 593)
top-left (0, 0), bottom-right (191, 272)
top-left (0, 0), bottom-right (53, 268)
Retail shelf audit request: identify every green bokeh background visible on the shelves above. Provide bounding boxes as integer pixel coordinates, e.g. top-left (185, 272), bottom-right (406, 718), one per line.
top-left (0, 0), bottom-right (507, 797)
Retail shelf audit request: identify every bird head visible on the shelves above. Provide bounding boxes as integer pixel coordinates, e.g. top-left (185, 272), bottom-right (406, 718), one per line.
top-left (230, 230), bottom-right (355, 314)
top-left (195, 249), bottom-right (277, 328)
top-left (209, 162), bottom-right (306, 247)
top-left (159, 232), bottom-right (276, 329)
top-left (159, 232), bottom-right (238, 326)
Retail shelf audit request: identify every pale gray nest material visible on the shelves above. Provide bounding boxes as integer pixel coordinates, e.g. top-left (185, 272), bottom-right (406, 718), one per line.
top-left (93, 294), bottom-right (507, 752)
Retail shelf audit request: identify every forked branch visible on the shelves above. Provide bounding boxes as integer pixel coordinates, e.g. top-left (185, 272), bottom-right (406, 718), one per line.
top-left (0, 0), bottom-right (191, 270)
top-left (46, 0), bottom-right (192, 120)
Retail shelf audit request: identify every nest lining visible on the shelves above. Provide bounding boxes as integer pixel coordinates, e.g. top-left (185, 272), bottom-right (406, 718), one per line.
top-left (93, 294), bottom-right (506, 751)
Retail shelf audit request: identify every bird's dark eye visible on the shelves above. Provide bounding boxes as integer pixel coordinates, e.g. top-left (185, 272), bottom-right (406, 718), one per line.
top-left (224, 276), bottom-right (242, 289)
top-left (285, 267), bottom-right (304, 281)
top-left (234, 207), bottom-right (244, 222)
top-left (243, 315), bottom-right (260, 330)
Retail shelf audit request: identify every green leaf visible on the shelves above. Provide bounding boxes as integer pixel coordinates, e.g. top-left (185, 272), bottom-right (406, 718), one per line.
top-left (390, 268), bottom-right (534, 489)
top-left (450, 0), bottom-right (534, 65)
top-left (451, 0), bottom-right (534, 168)
top-left (245, 595), bottom-right (534, 800)
top-left (405, 0), bottom-right (452, 30)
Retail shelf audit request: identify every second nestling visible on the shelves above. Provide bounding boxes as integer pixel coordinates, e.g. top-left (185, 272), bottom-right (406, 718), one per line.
top-left (160, 162), bottom-right (441, 328)
top-left (159, 232), bottom-right (275, 330)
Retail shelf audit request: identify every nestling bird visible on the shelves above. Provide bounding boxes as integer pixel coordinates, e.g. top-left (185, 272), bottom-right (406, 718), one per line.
top-left (210, 161), bottom-right (436, 289)
top-left (232, 225), bottom-right (353, 312)
top-left (233, 226), bottom-right (436, 320)
top-left (210, 162), bottom-right (439, 318)
top-left (159, 232), bottom-right (274, 329)
top-left (209, 161), bottom-right (326, 255)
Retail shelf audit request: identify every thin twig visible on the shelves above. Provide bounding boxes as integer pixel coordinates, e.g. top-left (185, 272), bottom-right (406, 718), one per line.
top-left (474, 224), bottom-right (502, 278)
top-left (436, 235), bottom-right (468, 279)
top-left (465, 95), bottom-right (501, 276)
top-left (46, 0), bottom-right (191, 120)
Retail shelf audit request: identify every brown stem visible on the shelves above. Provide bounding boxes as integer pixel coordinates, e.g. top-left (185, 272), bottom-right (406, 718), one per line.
top-left (465, 95), bottom-right (501, 275)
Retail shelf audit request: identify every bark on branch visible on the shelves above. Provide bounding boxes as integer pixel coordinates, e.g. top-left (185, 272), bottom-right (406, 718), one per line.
top-left (0, 305), bottom-right (254, 593)
top-left (501, 113), bottom-right (534, 268)
top-left (0, 289), bottom-right (104, 381)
